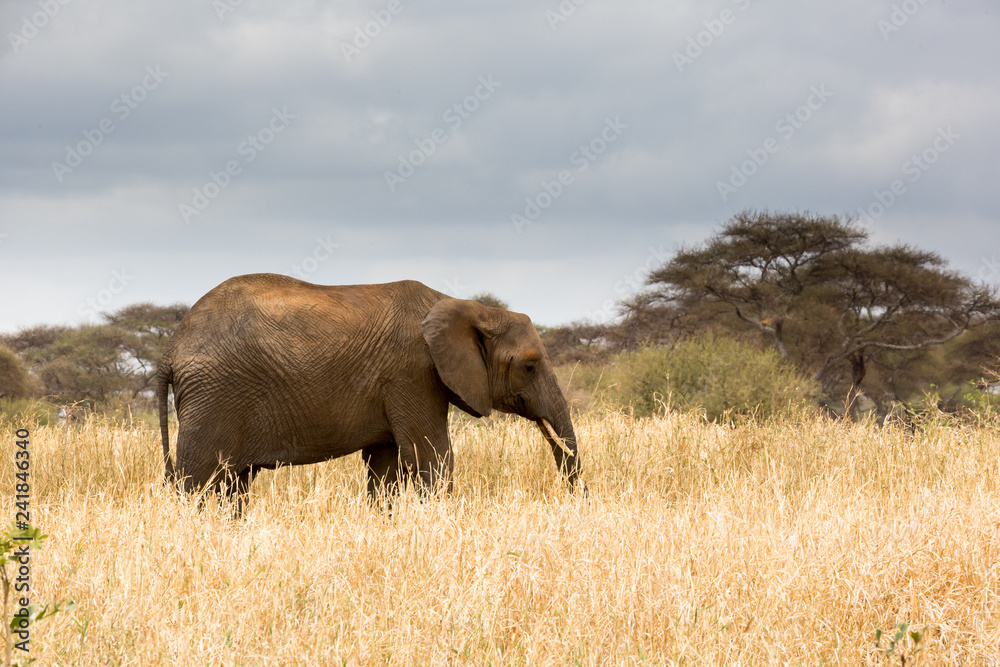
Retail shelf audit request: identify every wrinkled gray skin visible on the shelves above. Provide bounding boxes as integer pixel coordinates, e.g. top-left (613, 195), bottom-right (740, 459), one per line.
top-left (157, 274), bottom-right (582, 513)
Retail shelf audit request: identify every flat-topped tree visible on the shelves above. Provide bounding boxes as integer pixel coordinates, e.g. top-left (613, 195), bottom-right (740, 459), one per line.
top-left (645, 209), bottom-right (1000, 402)
top-left (647, 210), bottom-right (865, 361)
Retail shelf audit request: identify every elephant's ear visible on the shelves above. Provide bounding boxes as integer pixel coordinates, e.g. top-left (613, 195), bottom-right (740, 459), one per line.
top-left (422, 299), bottom-right (492, 418)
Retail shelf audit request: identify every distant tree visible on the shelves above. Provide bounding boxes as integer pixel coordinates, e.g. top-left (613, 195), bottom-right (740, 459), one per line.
top-left (643, 209), bottom-right (1000, 403)
top-left (104, 302), bottom-right (188, 396)
top-left (3, 302), bottom-right (189, 406)
top-left (539, 298), bottom-right (704, 366)
top-left (613, 293), bottom-right (705, 351)
top-left (539, 321), bottom-right (614, 366)
top-left (2, 325), bottom-right (69, 356)
top-left (470, 292), bottom-right (509, 310)
top-left (36, 325), bottom-right (132, 403)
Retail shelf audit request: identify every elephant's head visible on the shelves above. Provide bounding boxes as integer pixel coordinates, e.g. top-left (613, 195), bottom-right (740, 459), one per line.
top-left (422, 298), bottom-right (582, 488)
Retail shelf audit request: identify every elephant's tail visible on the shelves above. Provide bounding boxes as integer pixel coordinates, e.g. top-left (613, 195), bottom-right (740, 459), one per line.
top-left (156, 359), bottom-right (176, 484)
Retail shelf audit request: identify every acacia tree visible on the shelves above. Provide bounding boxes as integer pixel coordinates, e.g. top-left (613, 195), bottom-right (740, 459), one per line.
top-left (643, 210), bottom-right (1000, 402)
top-left (647, 210), bottom-right (865, 361)
top-left (1, 325), bottom-right (69, 357)
top-left (35, 325), bottom-right (133, 403)
top-left (811, 245), bottom-right (998, 396)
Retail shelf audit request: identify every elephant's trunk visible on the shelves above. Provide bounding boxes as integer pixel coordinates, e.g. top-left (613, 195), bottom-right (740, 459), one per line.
top-left (536, 416), bottom-right (582, 488)
top-left (533, 375), bottom-right (582, 489)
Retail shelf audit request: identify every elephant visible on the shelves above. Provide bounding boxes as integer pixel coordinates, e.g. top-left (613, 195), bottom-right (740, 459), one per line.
top-left (156, 273), bottom-right (583, 513)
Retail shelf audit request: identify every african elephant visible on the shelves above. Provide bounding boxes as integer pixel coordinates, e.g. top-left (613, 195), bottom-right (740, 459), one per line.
top-left (156, 273), bottom-right (582, 512)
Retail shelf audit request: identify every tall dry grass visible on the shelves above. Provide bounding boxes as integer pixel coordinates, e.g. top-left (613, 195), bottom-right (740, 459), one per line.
top-left (1, 409), bottom-right (999, 665)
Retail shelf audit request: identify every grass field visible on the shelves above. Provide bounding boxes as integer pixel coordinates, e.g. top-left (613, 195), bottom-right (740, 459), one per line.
top-left (2, 409), bottom-right (999, 665)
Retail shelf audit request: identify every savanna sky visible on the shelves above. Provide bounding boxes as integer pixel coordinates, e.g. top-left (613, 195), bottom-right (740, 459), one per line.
top-left (2, 0), bottom-right (998, 331)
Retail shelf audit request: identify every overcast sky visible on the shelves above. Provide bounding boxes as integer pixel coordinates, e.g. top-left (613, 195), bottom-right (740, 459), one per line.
top-left (2, 0), bottom-right (998, 332)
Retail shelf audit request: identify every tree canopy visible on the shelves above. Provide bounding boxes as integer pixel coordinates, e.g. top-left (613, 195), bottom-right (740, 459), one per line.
top-left (641, 210), bottom-right (1000, 402)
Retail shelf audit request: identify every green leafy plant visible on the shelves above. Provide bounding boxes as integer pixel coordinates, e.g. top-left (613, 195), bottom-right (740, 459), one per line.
top-left (875, 622), bottom-right (927, 665)
top-left (0, 524), bottom-right (74, 666)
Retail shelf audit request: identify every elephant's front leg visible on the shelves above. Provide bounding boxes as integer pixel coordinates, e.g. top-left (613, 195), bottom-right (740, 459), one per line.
top-left (362, 443), bottom-right (401, 502)
top-left (389, 414), bottom-right (453, 496)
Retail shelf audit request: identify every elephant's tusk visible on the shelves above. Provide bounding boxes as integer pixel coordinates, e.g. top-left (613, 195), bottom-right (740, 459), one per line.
top-left (540, 419), bottom-right (574, 457)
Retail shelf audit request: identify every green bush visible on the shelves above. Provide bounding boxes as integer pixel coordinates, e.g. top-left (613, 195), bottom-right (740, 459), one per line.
top-left (956, 383), bottom-right (1000, 424)
top-left (0, 398), bottom-right (60, 426)
top-left (605, 335), bottom-right (817, 421)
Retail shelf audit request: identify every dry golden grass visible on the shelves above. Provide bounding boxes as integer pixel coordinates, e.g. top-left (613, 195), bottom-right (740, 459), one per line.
top-left (2, 409), bottom-right (1000, 665)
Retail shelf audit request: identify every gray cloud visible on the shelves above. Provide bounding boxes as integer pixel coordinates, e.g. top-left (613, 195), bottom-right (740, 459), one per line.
top-left (2, 0), bottom-right (998, 332)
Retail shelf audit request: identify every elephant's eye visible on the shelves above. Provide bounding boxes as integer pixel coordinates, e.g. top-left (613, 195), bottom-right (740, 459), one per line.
top-left (523, 361), bottom-right (536, 374)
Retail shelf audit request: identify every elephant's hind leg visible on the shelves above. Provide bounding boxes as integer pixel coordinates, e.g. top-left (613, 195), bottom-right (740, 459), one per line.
top-left (191, 465), bottom-right (257, 518)
top-left (225, 466), bottom-right (259, 518)
top-left (174, 425), bottom-right (257, 517)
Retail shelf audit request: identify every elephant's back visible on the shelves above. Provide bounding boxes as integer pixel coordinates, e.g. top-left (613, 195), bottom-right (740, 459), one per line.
top-left (169, 273), bottom-right (445, 380)
top-left (179, 273), bottom-right (441, 331)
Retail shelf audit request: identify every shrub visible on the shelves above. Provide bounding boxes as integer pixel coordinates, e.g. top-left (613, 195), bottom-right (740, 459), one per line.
top-left (0, 398), bottom-right (59, 426)
top-left (470, 292), bottom-right (509, 310)
top-left (605, 335), bottom-right (817, 421)
top-left (0, 344), bottom-right (31, 400)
